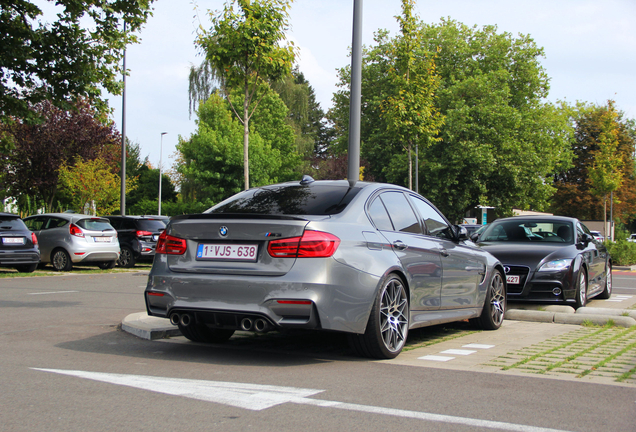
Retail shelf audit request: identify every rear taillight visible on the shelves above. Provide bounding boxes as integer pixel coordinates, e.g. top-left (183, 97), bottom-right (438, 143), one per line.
top-left (267, 230), bottom-right (340, 258)
top-left (136, 230), bottom-right (153, 238)
top-left (69, 223), bottom-right (84, 238)
top-left (31, 232), bottom-right (38, 245)
top-left (155, 231), bottom-right (187, 255)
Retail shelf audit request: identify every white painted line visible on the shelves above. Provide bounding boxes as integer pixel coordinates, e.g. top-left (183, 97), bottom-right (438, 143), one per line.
top-left (462, 344), bottom-right (495, 350)
top-left (417, 355), bottom-right (455, 362)
top-left (32, 369), bottom-right (573, 432)
top-left (440, 349), bottom-right (476, 356)
top-left (28, 291), bottom-right (78, 295)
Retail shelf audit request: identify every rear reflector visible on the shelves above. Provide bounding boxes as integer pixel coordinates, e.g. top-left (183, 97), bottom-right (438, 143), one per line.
top-left (156, 231), bottom-right (187, 255)
top-left (276, 300), bottom-right (312, 305)
top-left (147, 292), bottom-right (165, 297)
top-left (267, 230), bottom-right (340, 258)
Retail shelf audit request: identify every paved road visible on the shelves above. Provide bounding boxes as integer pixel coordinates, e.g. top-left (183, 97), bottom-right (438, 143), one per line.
top-left (1, 271), bottom-right (635, 432)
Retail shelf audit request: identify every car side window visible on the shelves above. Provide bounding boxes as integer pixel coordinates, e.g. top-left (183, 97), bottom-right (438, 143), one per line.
top-left (409, 196), bottom-right (453, 240)
top-left (379, 192), bottom-right (422, 234)
top-left (122, 219), bottom-right (136, 230)
top-left (577, 223), bottom-right (588, 242)
top-left (24, 217), bottom-right (46, 231)
top-left (108, 218), bottom-right (121, 230)
top-left (46, 217), bottom-right (67, 229)
top-left (367, 196), bottom-right (394, 231)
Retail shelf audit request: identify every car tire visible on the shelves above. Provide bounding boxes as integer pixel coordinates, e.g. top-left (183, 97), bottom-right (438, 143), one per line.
top-left (178, 322), bottom-right (235, 343)
top-left (98, 260), bottom-right (116, 270)
top-left (51, 249), bottom-right (72, 272)
top-left (472, 269), bottom-right (506, 330)
top-left (575, 270), bottom-right (588, 309)
top-left (597, 263), bottom-right (612, 300)
top-left (349, 273), bottom-right (409, 359)
top-left (15, 263), bottom-right (38, 273)
top-left (117, 247), bottom-right (136, 268)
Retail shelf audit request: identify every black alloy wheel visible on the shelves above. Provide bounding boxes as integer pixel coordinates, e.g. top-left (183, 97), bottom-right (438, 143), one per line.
top-left (117, 247), bottom-right (136, 268)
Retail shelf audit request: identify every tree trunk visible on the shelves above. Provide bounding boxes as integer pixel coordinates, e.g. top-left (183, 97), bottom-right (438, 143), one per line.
top-left (408, 140), bottom-right (412, 190)
top-left (243, 83), bottom-right (250, 190)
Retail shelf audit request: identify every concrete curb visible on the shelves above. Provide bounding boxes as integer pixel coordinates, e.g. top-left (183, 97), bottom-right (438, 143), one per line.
top-left (505, 307), bottom-right (636, 328)
top-left (121, 311), bottom-right (181, 340)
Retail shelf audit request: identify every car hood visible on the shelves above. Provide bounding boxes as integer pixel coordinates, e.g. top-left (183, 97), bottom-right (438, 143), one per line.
top-left (477, 242), bottom-right (575, 268)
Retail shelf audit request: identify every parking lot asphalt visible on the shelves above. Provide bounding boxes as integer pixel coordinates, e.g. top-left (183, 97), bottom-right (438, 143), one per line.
top-left (123, 268), bottom-right (636, 387)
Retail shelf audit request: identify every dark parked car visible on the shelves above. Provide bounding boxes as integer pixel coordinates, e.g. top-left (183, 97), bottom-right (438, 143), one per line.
top-left (23, 213), bottom-right (119, 271)
top-left (104, 216), bottom-right (167, 267)
top-left (0, 213), bottom-right (40, 273)
top-left (145, 178), bottom-right (506, 359)
top-left (476, 216), bottom-right (611, 308)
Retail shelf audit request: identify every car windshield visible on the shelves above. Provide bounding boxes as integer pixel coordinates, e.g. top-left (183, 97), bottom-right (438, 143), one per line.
top-left (207, 183), bottom-right (363, 216)
top-left (480, 219), bottom-right (575, 244)
top-left (0, 217), bottom-right (26, 230)
top-left (76, 218), bottom-right (115, 231)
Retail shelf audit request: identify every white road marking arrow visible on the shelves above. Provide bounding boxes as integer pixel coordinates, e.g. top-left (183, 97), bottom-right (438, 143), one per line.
top-left (33, 368), bottom-right (572, 432)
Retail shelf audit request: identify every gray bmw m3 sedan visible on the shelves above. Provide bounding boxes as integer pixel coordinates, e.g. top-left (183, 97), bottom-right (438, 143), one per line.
top-left (145, 178), bottom-right (506, 358)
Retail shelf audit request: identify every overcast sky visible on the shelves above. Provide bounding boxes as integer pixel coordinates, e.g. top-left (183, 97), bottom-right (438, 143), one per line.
top-left (102, 0), bottom-right (636, 171)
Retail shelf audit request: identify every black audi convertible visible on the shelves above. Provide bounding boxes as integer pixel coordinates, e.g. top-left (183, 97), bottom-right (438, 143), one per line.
top-left (474, 215), bottom-right (612, 308)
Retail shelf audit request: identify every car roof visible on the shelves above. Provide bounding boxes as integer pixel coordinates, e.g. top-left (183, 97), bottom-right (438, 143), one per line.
top-left (0, 212), bottom-right (20, 218)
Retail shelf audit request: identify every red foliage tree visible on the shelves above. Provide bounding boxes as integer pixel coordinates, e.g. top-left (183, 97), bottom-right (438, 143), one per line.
top-left (2, 99), bottom-right (121, 211)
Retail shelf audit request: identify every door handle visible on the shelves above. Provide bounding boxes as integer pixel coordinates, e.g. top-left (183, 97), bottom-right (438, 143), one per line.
top-left (392, 240), bottom-right (407, 250)
top-left (440, 248), bottom-right (449, 257)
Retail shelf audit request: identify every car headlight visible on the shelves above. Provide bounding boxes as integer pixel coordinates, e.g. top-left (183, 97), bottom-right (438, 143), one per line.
top-left (538, 259), bottom-right (572, 272)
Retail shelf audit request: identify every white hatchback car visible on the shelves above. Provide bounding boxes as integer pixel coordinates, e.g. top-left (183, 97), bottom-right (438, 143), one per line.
top-left (23, 213), bottom-right (120, 271)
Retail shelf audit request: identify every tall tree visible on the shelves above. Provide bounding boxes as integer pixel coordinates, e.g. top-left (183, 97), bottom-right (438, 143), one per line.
top-left (1, 99), bottom-right (121, 211)
top-left (329, 19), bottom-right (573, 221)
top-left (58, 156), bottom-right (135, 216)
top-left (0, 0), bottom-right (155, 151)
top-left (552, 102), bottom-right (636, 226)
top-left (197, 0), bottom-right (296, 190)
top-left (176, 92), bottom-right (289, 204)
top-left (381, 0), bottom-right (443, 190)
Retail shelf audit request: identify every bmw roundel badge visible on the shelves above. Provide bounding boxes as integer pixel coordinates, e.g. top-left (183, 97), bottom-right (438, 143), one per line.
top-left (219, 226), bottom-right (228, 237)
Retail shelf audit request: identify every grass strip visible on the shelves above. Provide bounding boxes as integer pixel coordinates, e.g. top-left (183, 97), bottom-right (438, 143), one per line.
top-left (544, 326), bottom-right (634, 374)
top-left (576, 328), bottom-right (636, 379)
top-left (502, 326), bottom-right (611, 371)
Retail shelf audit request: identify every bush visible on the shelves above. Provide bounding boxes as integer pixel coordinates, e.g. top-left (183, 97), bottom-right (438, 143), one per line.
top-left (605, 239), bottom-right (636, 266)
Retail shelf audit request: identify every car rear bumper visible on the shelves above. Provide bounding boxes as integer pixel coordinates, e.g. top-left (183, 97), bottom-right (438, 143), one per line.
top-left (145, 254), bottom-right (381, 334)
top-left (0, 250), bottom-right (40, 266)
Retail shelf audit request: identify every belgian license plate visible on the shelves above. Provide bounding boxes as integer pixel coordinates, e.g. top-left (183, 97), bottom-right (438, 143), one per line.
top-left (2, 237), bottom-right (24, 245)
top-left (506, 275), bottom-right (520, 284)
top-left (94, 237), bottom-right (111, 243)
top-left (197, 244), bottom-right (258, 261)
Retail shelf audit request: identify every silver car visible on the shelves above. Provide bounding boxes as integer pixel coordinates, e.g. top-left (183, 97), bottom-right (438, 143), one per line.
top-left (145, 179), bottom-right (506, 358)
top-left (23, 213), bottom-right (119, 271)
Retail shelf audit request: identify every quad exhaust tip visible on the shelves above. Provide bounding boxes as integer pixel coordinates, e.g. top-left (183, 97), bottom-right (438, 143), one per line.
top-left (240, 317), bottom-right (269, 332)
top-left (169, 312), bottom-right (193, 327)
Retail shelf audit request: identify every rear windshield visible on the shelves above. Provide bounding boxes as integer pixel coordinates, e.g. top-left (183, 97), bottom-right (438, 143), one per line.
top-left (137, 219), bottom-right (167, 231)
top-left (76, 218), bottom-right (115, 231)
top-left (207, 184), bottom-right (363, 216)
top-left (0, 217), bottom-right (27, 230)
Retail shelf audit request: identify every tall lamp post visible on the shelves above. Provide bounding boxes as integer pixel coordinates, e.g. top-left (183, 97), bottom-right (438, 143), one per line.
top-left (158, 132), bottom-right (167, 215)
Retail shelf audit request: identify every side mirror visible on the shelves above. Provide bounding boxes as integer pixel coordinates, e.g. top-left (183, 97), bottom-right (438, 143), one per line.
top-left (470, 232), bottom-right (480, 242)
top-left (455, 225), bottom-right (469, 241)
top-left (578, 233), bottom-right (593, 248)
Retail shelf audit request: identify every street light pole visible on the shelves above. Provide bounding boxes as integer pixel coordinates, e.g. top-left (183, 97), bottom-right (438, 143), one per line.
top-left (158, 132), bottom-right (167, 216)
